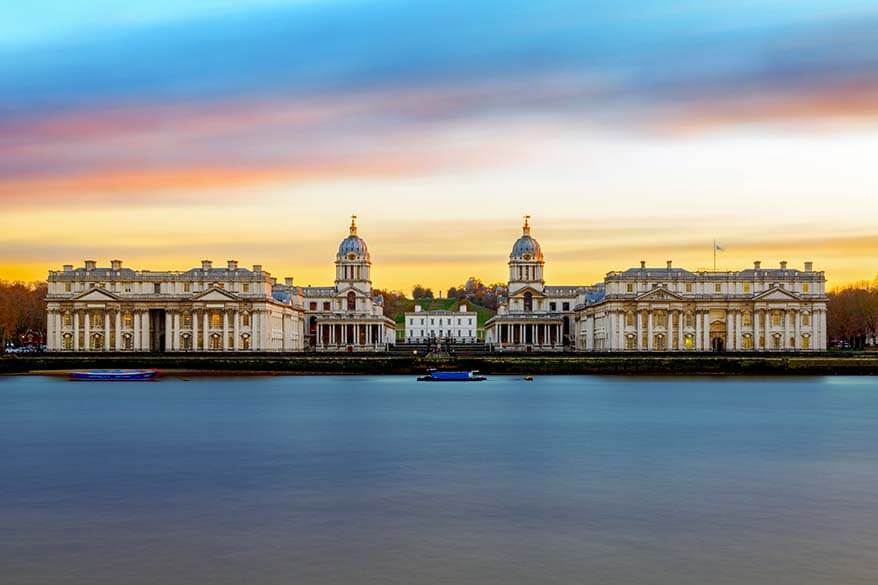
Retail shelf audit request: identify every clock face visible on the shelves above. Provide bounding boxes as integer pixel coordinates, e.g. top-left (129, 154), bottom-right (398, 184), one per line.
top-left (523, 254), bottom-right (531, 260)
top-left (348, 253), bottom-right (356, 260)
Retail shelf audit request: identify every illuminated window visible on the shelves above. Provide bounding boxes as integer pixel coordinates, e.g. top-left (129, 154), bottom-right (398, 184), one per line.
top-left (62, 333), bottom-right (73, 350)
top-left (626, 312), bottom-right (635, 327)
top-left (182, 313), bottom-right (192, 328)
top-left (743, 335), bottom-right (753, 350)
top-left (771, 311), bottom-right (782, 326)
top-left (123, 312), bottom-right (133, 328)
top-left (626, 284), bottom-right (634, 293)
top-left (803, 283), bottom-right (810, 293)
top-left (715, 283), bottom-right (722, 293)
top-left (743, 283), bottom-right (751, 293)
top-left (655, 312), bottom-right (667, 328)
top-left (242, 312), bottom-right (251, 327)
top-left (802, 336), bottom-right (811, 350)
top-left (654, 334), bottom-right (666, 351)
top-left (241, 334), bottom-right (251, 350)
top-left (743, 312), bottom-right (752, 327)
top-left (684, 334), bottom-right (694, 350)
top-left (242, 283), bottom-right (249, 293)
top-left (63, 312), bottom-right (72, 327)
top-left (91, 312), bottom-right (104, 328)
top-left (802, 312), bottom-right (811, 326)
top-left (626, 336), bottom-right (636, 350)
top-left (64, 282), bottom-right (72, 292)
top-left (210, 312), bottom-right (222, 329)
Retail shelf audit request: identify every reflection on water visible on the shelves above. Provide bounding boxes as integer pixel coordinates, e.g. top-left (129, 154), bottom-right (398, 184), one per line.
top-left (1, 375), bottom-right (877, 584)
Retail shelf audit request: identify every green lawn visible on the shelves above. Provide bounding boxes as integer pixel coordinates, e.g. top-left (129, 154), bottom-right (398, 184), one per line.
top-left (392, 298), bottom-right (495, 329)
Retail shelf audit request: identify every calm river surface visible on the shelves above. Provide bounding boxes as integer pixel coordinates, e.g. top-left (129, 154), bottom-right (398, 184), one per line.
top-left (1, 375), bottom-right (877, 584)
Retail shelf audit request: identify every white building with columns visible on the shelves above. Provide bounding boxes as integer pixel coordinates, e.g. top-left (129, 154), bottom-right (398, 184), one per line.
top-left (404, 303), bottom-right (479, 343)
top-left (575, 260), bottom-right (828, 352)
top-left (484, 217), bottom-right (602, 351)
top-left (45, 259), bottom-right (305, 352)
top-left (295, 216), bottom-right (396, 351)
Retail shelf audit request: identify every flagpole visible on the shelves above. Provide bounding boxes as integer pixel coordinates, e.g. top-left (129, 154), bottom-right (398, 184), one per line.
top-left (713, 240), bottom-right (716, 272)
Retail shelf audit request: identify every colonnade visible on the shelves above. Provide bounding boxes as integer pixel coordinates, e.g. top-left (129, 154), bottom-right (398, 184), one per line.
top-left (494, 321), bottom-right (563, 349)
top-left (316, 321), bottom-right (387, 350)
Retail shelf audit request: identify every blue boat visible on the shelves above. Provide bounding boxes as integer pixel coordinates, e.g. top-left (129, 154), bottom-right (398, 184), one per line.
top-left (69, 369), bottom-right (158, 381)
top-left (417, 369), bottom-right (486, 382)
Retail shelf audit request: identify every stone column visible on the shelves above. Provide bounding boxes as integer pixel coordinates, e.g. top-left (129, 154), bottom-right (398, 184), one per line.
top-left (203, 311), bottom-right (209, 351)
top-left (141, 310), bottom-right (150, 352)
top-left (677, 310), bottom-right (684, 351)
top-left (635, 311), bottom-right (643, 350)
top-left (104, 310), bottom-right (111, 351)
top-left (726, 311), bottom-right (734, 351)
top-left (115, 311), bottom-right (122, 351)
top-left (73, 311), bottom-right (81, 351)
top-left (736, 311), bottom-right (743, 351)
top-left (647, 311), bottom-right (654, 351)
top-left (83, 311), bottom-right (91, 350)
top-left (173, 312), bottom-right (180, 351)
top-left (133, 312), bottom-right (140, 351)
top-left (794, 309), bottom-right (801, 351)
top-left (165, 311), bottom-right (173, 352)
top-left (234, 310), bottom-right (240, 351)
top-left (783, 309), bottom-right (790, 350)
top-left (703, 311), bottom-right (711, 350)
top-left (753, 309), bottom-right (761, 350)
top-left (222, 310), bottom-right (229, 351)
top-left (764, 309), bottom-right (771, 351)
top-left (192, 310), bottom-right (198, 351)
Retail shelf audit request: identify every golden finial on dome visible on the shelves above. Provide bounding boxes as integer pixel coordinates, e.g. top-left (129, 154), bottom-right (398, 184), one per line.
top-left (350, 214), bottom-right (358, 236)
top-left (522, 214), bottom-right (531, 236)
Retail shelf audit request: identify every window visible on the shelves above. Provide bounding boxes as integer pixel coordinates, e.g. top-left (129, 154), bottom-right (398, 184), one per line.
top-left (323, 302), bottom-right (331, 311)
top-left (802, 336), bottom-right (811, 350)
top-left (685, 313), bottom-right (694, 328)
top-left (655, 312), bottom-right (667, 328)
top-left (714, 283), bottom-right (722, 293)
top-left (563, 302), bottom-right (570, 311)
top-left (625, 336), bottom-right (636, 351)
top-left (184, 283), bottom-right (191, 293)
top-left (242, 283), bottom-right (249, 293)
top-left (64, 282), bottom-right (72, 292)
top-left (154, 283), bottom-right (161, 294)
top-left (743, 283), bottom-right (751, 293)
top-left (309, 302), bottom-right (317, 311)
top-left (802, 312), bottom-right (811, 326)
top-left (182, 313), bottom-right (192, 328)
top-left (91, 312), bottom-right (104, 328)
top-left (685, 283), bottom-right (693, 293)
top-left (626, 284), bottom-right (634, 293)
top-left (803, 283), bottom-right (810, 293)
top-left (63, 312), bottom-right (72, 327)
top-left (743, 312), bottom-right (752, 327)
top-left (210, 312), bottom-right (222, 328)
top-left (523, 292), bottom-right (533, 312)
top-left (654, 334), bottom-right (666, 351)
top-left (123, 313), bottom-right (133, 328)
top-left (626, 312), bottom-right (635, 327)
top-left (743, 335), bottom-right (753, 350)
top-left (550, 302), bottom-right (557, 311)
top-left (347, 291), bottom-right (356, 311)
top-left (241, 334), bottom-right (251, 350)
top-left (684, 334), bottom-right (695, 350)
top-left (771, 310), bottom-right (782, 327)
top-left (62, 334), bottom-right (73, 350)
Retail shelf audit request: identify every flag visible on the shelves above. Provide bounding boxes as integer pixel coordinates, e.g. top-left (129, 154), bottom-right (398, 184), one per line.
top-left (715, 242), bottom-right (724, 252)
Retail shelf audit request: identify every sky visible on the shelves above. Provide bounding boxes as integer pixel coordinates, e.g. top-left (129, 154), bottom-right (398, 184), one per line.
top-left (1, 0), bottom-right (877, 292)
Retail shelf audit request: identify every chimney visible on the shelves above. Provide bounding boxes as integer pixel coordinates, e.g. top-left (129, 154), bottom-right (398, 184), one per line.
top-left (271, 277), bottom-right (277, 285)
top-left (459, 304), bottom-right (467, 312)
top-left (63, 265), bottom-right (73, 273)
top-left (640, 260), bottom-right (646, 269)
top-left (780, 260), bottom-right (788, 270)
top-left (415, 304), bottom-right (422, 313)
top-left (111, 259), bottom-right (122, 271)
top-left (201, 259), bottom-right (212, 271)
top-left (666, 260), bottom-right (672, 270)
top-left (227, 260), bottom-right (238, 270)
top-left (253, 264), bottom-right (263, 272)
top-left (284, 277), bottom-right (294, 286)
top-left (84, 260), bottom-right (96, 271)
top-left (804, 261), bottom-right (813, 272)
top-left (754, 260), bottom-right (761, 270)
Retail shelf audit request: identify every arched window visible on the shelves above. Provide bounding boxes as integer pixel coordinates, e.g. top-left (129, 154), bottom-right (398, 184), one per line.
top-left (347, 291), bottom-right (357, 311)
top-left (523, 292), bottom-right (533, 312)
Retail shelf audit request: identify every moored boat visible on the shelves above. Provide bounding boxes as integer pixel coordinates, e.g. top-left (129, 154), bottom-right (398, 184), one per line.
top-left (417, 369), bottom-right (486, 382)
top-left (69, 369), bottom-right (158, 381)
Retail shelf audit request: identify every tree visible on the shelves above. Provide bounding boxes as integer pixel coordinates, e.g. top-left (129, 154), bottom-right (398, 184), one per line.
top-left (372, 288), bottom-right (409, 318)
top-left (0, 280), bottom-right (47, 349)
top-left (827, 281), bottom-right (878, 349)
top-left (411, 284), bottom-right (434, 299)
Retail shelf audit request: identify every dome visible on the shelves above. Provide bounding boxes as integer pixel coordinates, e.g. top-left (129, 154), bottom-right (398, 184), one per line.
top-left (510, 216), bottom-right (543, 260)
top-left (337, 215), bottom-right (370, 258)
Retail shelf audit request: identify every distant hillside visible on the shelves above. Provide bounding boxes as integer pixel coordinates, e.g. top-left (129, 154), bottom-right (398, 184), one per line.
top-left (392, 298), bottom-right (495, 329)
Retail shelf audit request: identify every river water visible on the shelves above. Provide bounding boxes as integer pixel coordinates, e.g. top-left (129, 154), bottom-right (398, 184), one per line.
top-left (1, 374), bottom-right (877, 584)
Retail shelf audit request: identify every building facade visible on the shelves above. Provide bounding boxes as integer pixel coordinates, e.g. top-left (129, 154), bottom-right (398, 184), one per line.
top-left (485, 218), bottom-right (601, 351)
top-left (295, 217), bottom-right (396, 352)
top-left (45, 259), bottom-right (305, 352)
top-left (575, 260), bottom-right (828, 352)
top-left (404, 303), bottom-right (478, 343)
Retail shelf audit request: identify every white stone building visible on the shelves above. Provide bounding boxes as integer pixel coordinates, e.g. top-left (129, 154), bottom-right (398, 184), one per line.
top-left (575, 260), bottom-right (828, 352)
top-left (404, 303), bottom-right (479, 343)
top-left (295, 217), bottom-right (396, 351)
top-left (45, 259), bottom-right (305, 352)
top-left (485, 217), bottom-right (601, 351)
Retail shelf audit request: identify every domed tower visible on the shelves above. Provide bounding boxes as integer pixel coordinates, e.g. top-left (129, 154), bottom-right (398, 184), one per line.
top-left (508, 215), bottom-right (545, 295)
top-left (335, 215), bottom-right (372, 291)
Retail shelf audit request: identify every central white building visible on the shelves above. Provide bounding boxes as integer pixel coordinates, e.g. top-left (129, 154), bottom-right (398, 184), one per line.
top-left (404, 303), bottom-right (478, 343)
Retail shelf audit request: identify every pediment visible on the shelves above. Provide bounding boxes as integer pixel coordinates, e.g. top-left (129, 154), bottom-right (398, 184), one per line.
top-left (753, 287), bottom-right (800, 302)
top-left (636, 287), bottom-right (684, 302)
top-left (73, 288), bottom-right (119, 302)
top-left (510, 286), bottom-right (546, 299)
top-left (193, 287), bottom-right (239, 301)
